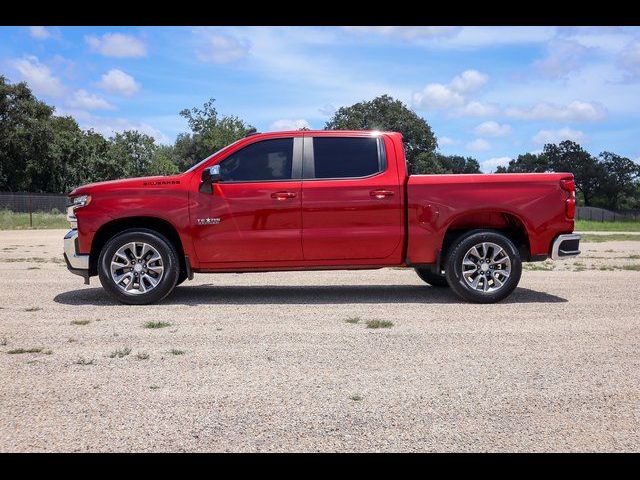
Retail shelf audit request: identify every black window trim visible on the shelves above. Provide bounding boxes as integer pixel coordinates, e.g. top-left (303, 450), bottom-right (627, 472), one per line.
top-left (212, 136), bottom-right (303, 184)
top-left (302, 135), bottom-right (388, 181)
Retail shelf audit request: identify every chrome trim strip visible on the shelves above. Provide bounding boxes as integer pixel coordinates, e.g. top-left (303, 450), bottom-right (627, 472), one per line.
top-left (551, 233), bottom-right (581, 260)
top-left (64, 229), bottom-right (89, 270)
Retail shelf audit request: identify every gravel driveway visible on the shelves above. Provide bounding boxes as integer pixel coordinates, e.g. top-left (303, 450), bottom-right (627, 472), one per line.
top-left (1, 229), bottom-right (639, 452)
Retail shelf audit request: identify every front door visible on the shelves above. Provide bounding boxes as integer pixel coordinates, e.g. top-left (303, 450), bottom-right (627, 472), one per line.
top-left (191, 137), bottom-right (303, 264)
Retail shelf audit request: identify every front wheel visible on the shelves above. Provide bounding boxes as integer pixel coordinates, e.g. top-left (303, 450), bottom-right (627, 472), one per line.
top-left (445, 230), bottom-right (522, 303)
top-left (98, 229), bottom-right (180, 305)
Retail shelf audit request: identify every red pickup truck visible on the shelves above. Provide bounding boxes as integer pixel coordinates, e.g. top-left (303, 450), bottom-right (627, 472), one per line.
top-left (64, 130), bottom-right (580, 305)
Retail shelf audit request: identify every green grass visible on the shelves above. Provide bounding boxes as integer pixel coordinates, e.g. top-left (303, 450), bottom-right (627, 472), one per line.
top-left (108, 347), bottom-right (131, 358)
top-left (168, 349), bottom-right (185, 355)
top-left (74, 357), bottom-right (95, 365)
top-left (349, 394), bottom-right (363, 401)
top-left (575, 219), bottom-right (640, 232)
top-left (71, 319), bottom-right (90, 326)
top-left (7, 347), bottom-right (43, 354)
top-left (581, 234), bottom-right (640, 243)
top-left (136, 352), bottom-right (150, 360)
top-left (0, 209), bottom-right (67, 230)
top-left (523, 261), bottom-right (555, 271)
top-left (620, 264), bottom-right (640, 271)
top-left (365, 319), bottom-right (394, 329)
top-left (143, 321), bottom-right (171, 329)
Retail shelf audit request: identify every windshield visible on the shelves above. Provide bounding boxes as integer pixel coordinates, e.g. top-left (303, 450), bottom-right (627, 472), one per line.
top-left (186, 138), bottom-right (245, 173)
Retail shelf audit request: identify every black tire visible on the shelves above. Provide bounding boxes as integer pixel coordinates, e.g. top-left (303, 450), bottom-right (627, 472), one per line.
top-left (98, 228), bottom-right (180, 305)
top-left (415, 267), bottom-right (449, 287)
top-left (175, 271), bottom-right (188, 287)
top-left (445, 230), bottom-right (522, 304)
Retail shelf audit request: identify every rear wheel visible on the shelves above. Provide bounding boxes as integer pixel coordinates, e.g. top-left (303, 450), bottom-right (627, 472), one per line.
top-left (445, 230), bottom-right (522, 303)
top-left (98, 229), bottom-right (180, 305)
top-left (414, 267), bottom-right (449, 287)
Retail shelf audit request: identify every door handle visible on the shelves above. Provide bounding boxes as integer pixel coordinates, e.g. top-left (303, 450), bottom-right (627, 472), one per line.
top-left (370, 189), bottom-right (395, 199)
top-left (271, 191), bottom-right (297, 200)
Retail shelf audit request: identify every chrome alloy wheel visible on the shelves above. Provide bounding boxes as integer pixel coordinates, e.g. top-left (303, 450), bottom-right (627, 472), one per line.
top-left (110, 242), bottom-right (164, 295)
top-left (461, 242), bottom-right (511, 293)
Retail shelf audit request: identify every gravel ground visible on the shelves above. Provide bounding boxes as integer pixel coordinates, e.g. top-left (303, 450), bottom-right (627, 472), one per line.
top-left (1, 229), bottom-right (639, 452)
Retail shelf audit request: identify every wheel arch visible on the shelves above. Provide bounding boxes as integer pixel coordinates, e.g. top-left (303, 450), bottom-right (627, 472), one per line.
top-left (89, 216), bottom-right (186, 277)
top-left (439, 210), bottom-right (531, 267)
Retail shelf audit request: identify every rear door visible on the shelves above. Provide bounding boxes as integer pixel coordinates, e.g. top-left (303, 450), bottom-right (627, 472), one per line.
top-left (301, 133), bottom-right (403, 261)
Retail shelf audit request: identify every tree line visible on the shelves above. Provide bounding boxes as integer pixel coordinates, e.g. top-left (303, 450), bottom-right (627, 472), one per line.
top-left (1, 77), bottom-right (639, 210)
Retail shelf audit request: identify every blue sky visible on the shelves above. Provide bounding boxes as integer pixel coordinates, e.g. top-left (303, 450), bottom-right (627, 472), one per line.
top-left (2, 26), bottom-right (640, 171)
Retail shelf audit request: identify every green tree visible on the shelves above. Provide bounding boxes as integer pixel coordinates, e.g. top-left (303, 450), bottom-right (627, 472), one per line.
top-left (175, 98), bottom-right (254, 171)
top-left (148, 145), bottom-right (179, 176)
top-left (108, 131), bottom-right (159, 178)
top-left (597, 152), bottom-right (640, 210)
top-left (542, 141), bottom-right (605, 206)
top-left (0, 76), bottom-right (56, 192)
top-left (413, 153), bottom-right (481, 174)
top-left (325, 95), bottom-right (437, 174)
top-left (496, 153), bottom-right (548, 173)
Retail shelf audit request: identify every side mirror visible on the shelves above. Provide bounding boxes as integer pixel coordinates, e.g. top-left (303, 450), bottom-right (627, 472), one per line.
top-left (201, 165), bottom-right (221, 184)
top-left (200, 165), bottom-right (221, 193)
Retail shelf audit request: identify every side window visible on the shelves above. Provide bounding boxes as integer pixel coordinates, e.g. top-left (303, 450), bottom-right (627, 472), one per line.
top-left (219, 138), bottom-right (293, 182)
top-left (312, 137), bottom-right (381, 179)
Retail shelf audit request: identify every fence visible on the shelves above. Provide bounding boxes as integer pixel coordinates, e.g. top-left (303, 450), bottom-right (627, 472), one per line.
top-left (0, 192), bottom-right (68, 213)
top-left (0, 192), bottom-right (68, 228)
top-left (576, 206), bottom-right (640, 222)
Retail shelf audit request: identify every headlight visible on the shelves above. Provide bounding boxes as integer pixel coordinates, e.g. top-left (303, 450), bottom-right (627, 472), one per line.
top-left (66, 195), bottom-right (91, 229)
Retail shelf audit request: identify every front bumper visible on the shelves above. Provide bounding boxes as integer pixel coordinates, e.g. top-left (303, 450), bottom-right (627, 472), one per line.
top-left (551, 233), bottom-right (581, 260)
top-left (63, 229), bottom-right (90, 283)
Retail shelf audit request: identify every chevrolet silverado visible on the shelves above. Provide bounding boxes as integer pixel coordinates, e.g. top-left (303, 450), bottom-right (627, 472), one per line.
top-left (64, 130), bottom-right (581, 304)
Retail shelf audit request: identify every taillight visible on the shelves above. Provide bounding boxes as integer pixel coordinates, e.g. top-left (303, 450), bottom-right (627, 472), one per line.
top-left (560, 178), bottom-right (576, 219)
top-left (560, 179), bottom-right (575, 192)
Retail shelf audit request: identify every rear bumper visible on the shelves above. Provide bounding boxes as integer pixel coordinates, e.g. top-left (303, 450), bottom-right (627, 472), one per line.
top-left (551, 233), bottom-right (581, 260)
top-left (64, 229), bottom-right (90, 282)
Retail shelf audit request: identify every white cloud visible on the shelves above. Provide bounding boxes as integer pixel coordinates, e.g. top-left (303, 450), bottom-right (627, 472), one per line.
top-left (85, 33), bottom-right (147, 58)
top-left (466, 138), bottom-right (491, 151)
top-left (67, 90), bottom-right (114, 110)
top-left (58, 109), bottom-right (172, 145)
top-left (532, 128), bottom-right (587, 145)
top-left (268, 119), bottom-right (311, 131)
top-left (482, 156), bottom-right (512, 171)
top-left (533, 39), bottom-right (589, 78)
top-left (619, 39), bottom-right (640, 78)
top-left (450, 70), bottom-right (488, 93)
top-left (196, 33), bottom-right (250, 63)
top-left (413, 69), bottom-right (488, 111)
top-left (453, 101), bottom-right (500, 117)
top-left (413, 83), bottom-right (464, 109)
top-left (506, 101), bottom-right (606, 122)
top-left (342, 26), bottom-right (459, 40)
top-left (343, 26), bottom-right (557, 50)
top-left (10, 56), bottom-right (65, 97)
top-left (97, 69), bottom-right (140, 96)
top-left (438, 136), bottom-right (457, 146)
top-left (29, 26), bottom-right (51, 40)
top-left (474, 121), bottom-right (511, 137)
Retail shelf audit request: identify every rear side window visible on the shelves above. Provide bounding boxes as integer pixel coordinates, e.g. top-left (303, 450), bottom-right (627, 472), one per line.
top-left (312, 137), bottom-right (381, 179)
top-left (220, 138), bottom-right (293, 182)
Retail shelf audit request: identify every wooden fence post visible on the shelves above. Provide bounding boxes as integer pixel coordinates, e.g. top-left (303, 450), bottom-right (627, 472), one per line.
top-left (29, 194), bottom-right (33, 228)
